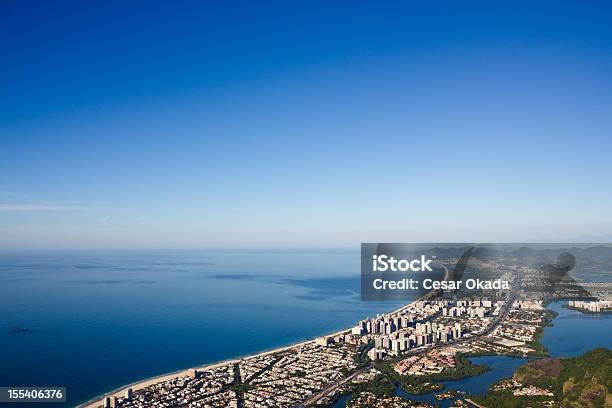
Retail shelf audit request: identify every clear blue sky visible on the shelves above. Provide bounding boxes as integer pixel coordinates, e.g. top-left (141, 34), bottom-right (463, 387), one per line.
top-left (1, 1), bottom-right (612, 249)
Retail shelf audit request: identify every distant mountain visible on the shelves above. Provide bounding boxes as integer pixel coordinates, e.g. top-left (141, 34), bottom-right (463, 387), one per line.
top-left (426, 246), bottom-right (474, 260)
top-left (579, 245), bottom-right (612, 262)
top-left (377, 244), bottom-right (612, 275)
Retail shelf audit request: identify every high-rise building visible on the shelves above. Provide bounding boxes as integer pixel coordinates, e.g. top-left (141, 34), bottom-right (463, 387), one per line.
top-left (367, 348), bottom-right (387, 361)
top-left (106, 397), bottom-right (117, 408)
top-left (455, 323), bottom-right (462, 338)
top-left (315, 337), bottom-right (331, 347)
top-left (375, 337), bottom-right (384, 348)
top-left (383, 337), bottom-right (391, 349)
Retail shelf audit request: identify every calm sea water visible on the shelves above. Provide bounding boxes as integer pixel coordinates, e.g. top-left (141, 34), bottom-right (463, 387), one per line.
top-left (542, 301), bottom-right (612, 357)
top-left (0, 250), bottom-right (403, 407)
top-left (394, 355), bottom-right (526, 408)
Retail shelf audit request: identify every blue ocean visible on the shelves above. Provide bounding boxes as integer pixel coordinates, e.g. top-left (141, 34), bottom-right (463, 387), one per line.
top-left (0, 250), bottom-right (403, 407)
top-left (1, 251), bottom-right (610, 407)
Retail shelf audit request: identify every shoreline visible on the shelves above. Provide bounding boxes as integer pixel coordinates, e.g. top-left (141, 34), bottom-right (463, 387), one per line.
top-left (76, 336), bottom-right (317, 408)
top-left (77, 299), bottom-right (424, 408)
top-left (76, 265), bottom-right (449, 408)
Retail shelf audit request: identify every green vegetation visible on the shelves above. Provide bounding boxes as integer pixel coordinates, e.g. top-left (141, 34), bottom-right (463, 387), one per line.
top-left (293, 369), bottom-right (307, 378)
top-left (320, 372), bottom-right (396, 408)
top-left (374, 353), bottom-right (488, 396)
top-left (470, 348), bottom-right (612, 408)
top-left (460, 349), bottom-right (498, 357)
top-left (401, 381), bottom-right (444, 394)
top-left (524, 309), bottom-right (558, 357)
top-left (513, 357), bottom-right (561, 387)
top-left (526, 348), bottom-right (611, 408)
top-left (353, 342), bottom-right (373, 368)
top-left (419, 353), bottom-right (490, 382)
top-left (349, 374), bottom-right (396, 398)
top-left (434, 389), bottom-right (464, 400)
top-left (469, 393), bottom-right (555, 407)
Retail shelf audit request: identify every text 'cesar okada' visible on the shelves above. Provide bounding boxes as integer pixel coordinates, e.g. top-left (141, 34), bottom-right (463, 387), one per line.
top-left (370, 254), bottom-right (510, 291)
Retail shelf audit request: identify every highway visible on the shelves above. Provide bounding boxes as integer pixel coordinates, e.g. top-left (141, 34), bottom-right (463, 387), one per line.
top-left (301, 292), bottom-right (516, 407)
top-left (298, 365), bottom-right (372, 407)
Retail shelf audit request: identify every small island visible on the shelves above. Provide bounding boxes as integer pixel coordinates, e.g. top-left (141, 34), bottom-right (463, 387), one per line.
top-left (434, 389), bottom-right (465, 400)
top-left (402, 381), bottom-right (444, 394)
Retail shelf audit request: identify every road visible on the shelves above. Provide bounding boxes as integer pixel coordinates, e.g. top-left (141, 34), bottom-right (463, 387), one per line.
top-left (298, 365), bottom-right (372, 407)
top-left (301, 292), bottom-right (517, 407)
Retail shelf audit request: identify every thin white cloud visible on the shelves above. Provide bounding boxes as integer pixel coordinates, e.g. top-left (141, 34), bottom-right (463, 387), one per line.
top-left (0, 203), bottom-right (83, 211)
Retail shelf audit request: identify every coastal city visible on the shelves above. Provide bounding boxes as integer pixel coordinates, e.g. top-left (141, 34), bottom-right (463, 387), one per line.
top-left (91, 294), bottom-right (599, 408)
top-left (86, 250), bottom-right (611, 408)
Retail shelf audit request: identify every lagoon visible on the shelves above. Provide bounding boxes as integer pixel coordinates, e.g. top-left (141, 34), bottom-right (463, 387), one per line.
top-left (333, 301), bottom-right (612, 407)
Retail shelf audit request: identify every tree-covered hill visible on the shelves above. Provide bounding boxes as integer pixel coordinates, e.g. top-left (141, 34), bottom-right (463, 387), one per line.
top-left (471, 348), bottom-right (611, 408)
